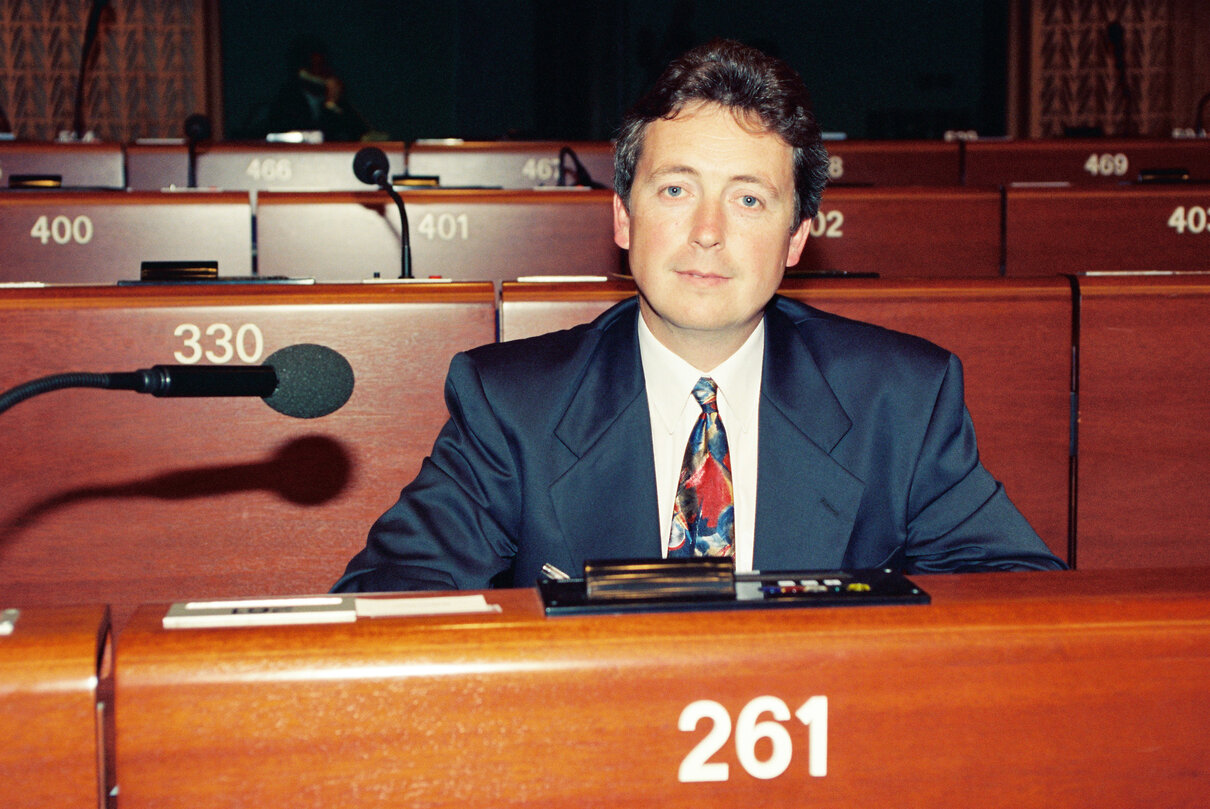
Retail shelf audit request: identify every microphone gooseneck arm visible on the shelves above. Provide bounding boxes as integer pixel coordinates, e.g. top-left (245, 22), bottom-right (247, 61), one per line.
top-left (0, 344), bottom-right (354, 419)
top-left (0, 367), bottom-right (278, 416)
top-left (384, 182), bottom-right (413, 280)
top-left (0, 372), bottom-right (113, 416)
top-left (353, 147), bottom-right (412, 278)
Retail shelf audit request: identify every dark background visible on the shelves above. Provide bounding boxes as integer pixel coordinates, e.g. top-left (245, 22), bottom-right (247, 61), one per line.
top-left (221, 0), bottom-right (1008, 142)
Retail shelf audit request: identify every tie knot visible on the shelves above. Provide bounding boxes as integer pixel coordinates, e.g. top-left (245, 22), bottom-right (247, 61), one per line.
top-left (692, 377), bottom-right (719, 414)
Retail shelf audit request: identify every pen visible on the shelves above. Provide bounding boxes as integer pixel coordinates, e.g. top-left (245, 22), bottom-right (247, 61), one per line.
top-left (541, 563), bottom-right (571, 581)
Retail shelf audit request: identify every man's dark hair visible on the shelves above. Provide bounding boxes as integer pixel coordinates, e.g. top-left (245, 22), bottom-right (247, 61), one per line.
top-left (613, 38), bottom-right (829, 226)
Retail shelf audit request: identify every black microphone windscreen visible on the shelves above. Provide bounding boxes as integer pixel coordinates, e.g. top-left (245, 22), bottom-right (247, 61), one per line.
top-left (184, 113), bottom-right (212, 143)
top-left (261, 344), bottom-right (355, 419)
top-left (353, 146), bottom-right (390, 186)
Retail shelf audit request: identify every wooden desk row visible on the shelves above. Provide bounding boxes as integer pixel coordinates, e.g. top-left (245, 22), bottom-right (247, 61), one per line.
top-left (6, 568), bottom-right (1210, 808)
top-left (1, 275), bottom-right (1207, 635)
top-left (0, 140), bottom-right (613, 193)
top-left (3, 137), bottom-right (1208, 191)
top-left (2, 183), bottom-right (1208, 284)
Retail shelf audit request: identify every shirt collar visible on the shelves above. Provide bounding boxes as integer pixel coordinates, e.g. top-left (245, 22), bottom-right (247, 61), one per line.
top-left (638, 313), bottom-right (765, 435)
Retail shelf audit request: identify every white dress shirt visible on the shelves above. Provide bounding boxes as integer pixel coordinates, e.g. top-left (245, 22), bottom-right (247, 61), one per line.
top-left (637, 315), bottom-right (764, 572)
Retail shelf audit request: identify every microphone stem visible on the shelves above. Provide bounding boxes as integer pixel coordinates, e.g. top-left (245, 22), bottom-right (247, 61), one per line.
top-left (0, 372), bottom-right (113, 416)
top-left (383, 183), bottom-right (412, 279)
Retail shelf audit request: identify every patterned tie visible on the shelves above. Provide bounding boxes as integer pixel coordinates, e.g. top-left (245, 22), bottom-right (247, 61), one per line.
top-left (668, 377), bottom-right (735, 557)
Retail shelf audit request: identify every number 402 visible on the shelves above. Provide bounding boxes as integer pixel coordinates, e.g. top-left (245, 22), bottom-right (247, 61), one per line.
top-left (678, 695), bottom-right (827, 783)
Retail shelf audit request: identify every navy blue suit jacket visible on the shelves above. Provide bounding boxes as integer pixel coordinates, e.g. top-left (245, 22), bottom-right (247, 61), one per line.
top-left (334, 296), bottom-right (1064, 592)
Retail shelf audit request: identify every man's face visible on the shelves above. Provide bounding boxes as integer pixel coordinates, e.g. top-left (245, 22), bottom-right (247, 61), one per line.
top-left (614, 101), bottom-right (808, 367)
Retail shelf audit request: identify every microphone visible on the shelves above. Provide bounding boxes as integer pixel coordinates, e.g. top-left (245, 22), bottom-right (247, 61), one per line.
top-left (557, 146), bottom-right (607, 189)
top-left (184, 113), bottom-right (212, 188)
top-left (72, 0), bottom-right (111, 140)
top-left (354, 146), bottom-right (412, 278)
top-left (0, 343), bottom-right (354, 419)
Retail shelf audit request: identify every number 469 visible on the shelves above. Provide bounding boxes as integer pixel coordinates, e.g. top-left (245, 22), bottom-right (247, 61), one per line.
top-left (678, 695), bottom-right (827, 782)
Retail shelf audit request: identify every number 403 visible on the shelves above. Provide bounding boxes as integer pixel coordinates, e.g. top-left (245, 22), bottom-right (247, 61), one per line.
top-left (678, 695), bottom-right (827, 783)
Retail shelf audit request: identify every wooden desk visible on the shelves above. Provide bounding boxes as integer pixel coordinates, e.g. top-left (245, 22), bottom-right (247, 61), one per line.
top-left (405, 140), bottom-right (614, 189)
top-left (114, 568), bottom-right (1210, 807)
top-left (0, 191), bottom-right (252, 283)
top-left (124, 143), bottom-right (407, 191)
top-left (1074, 275), bottom-right (1210, 567)
top-left (0, 604), bottom-right (109, 809)
top-left (255, 189), bottom-right (623, 282)
top-left (0, 142), bottom-right (125, 190)
top-left (0, 283), bottom-right (495, 629)
top-left (798, 187), bottom-right (1002, 277)
top-left (1005, 186), bottom-right (1210, 274)
top-left (500, 278), bottom-right (1073, 560)
top-left (823, 140), bottom-right (961, 186)
top-left (963, 138), bottom-right (1210, 186)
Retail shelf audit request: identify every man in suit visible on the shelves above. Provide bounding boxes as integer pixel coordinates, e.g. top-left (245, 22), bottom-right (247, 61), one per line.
top-left (334, 39), bottom-right (1064, 593)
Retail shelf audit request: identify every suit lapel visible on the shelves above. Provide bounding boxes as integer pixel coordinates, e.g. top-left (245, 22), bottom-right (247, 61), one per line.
top-left (754, 302), bottom-right (865, 571)
top-left (549, 300), bottom-right (663, 565)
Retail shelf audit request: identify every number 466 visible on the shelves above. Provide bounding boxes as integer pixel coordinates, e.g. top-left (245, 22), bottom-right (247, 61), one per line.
top-left (678, 695), bottom-right (827, 782)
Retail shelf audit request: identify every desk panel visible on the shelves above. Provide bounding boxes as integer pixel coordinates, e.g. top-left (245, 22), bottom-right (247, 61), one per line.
top-left (797, 187), bottom-right (1002, 277)
top-left (0, 142), bottom-right (125, 189)
top-left (0, 283), bottom-right (495, 628)
top-left (125, 143), bottom-right (406, 191)
top-left (0, 191), bottom-right (252, 283)
top-left (114, 569), bottom-right (1210, 808)
top-left (824, 140), bottom-right (961, 186)
top-left (1005, 186), bottom-right (1210, 274)
top-left (964, 138), bottom-right (1210, 186)
top-left (1075, 275), bottom-right (1210, 567)
top-left (405, 140), bottom-right (614, 189)
top-left (0, 604), bottom-right (108, 809)
top-left (500, 278), bottom-right (1073, 558)
top-left (256, 189), bottom-right (622, 282)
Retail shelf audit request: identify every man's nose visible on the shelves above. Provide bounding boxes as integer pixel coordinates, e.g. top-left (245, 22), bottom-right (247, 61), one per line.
top-left (689, 199), bottom-right (724, 249)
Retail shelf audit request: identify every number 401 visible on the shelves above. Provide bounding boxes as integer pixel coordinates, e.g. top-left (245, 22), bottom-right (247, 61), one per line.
top-left (678, 695), bottom-right (827, 783)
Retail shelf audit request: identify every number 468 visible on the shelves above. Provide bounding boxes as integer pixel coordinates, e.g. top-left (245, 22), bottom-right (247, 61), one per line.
top-left (678, 695), bottom-right (827, 782)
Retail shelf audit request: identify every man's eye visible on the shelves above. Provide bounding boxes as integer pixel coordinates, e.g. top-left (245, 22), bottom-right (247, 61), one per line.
top-left (664, 185), bottom-right (683, 197)
top-left (740, 195), bottom-right (760, 207)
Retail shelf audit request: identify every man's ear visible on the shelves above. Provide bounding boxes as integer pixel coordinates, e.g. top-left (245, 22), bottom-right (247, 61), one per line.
top-left (612, 193), bottom-right (631, 250)
top-left (784, 218), bottom-right (809, 266)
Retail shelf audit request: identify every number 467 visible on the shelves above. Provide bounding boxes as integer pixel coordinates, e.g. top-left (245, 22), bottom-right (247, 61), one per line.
top-left (678, 695), bottom-right (827, 782)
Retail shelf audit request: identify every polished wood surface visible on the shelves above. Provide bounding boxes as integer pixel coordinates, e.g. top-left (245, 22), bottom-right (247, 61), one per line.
top-left (963, 138), bottom-right (1210, 186)
top-left (124, 142), bottom-right (407, 192)
top-left (824, 140), bottom-right (962, 186)
top-left (0, 142), bottom-right (125, 189)
top-left (1075, 275), bottom-right (1210, 567)
top-left (1005, 186), bottom-right (1210, 274)
top-left (498, 278), bottom-right (637, 341)
top-left (797, 187), bottom-right (1002, 277)
top-left (0, 190), bottom-right (252, 283)
top-left (114, 568), bottom-right (1210, 808)
top-left (0, 604), bottom-right (108, 809)
top-left (255, 188), bottom-right (623, 282)
top-left (0, 283), bottom-right (495, 629)
top-left (501, 278), bottom-right (1073, 558)
top-left (405, 140), bottom-right (615, 189)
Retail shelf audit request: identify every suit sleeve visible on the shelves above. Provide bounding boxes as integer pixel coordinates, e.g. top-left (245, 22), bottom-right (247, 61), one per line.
top-left (903, 354), bottom-right (1067, 573)
top-left (332, 353), bottom-right (522, 592)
